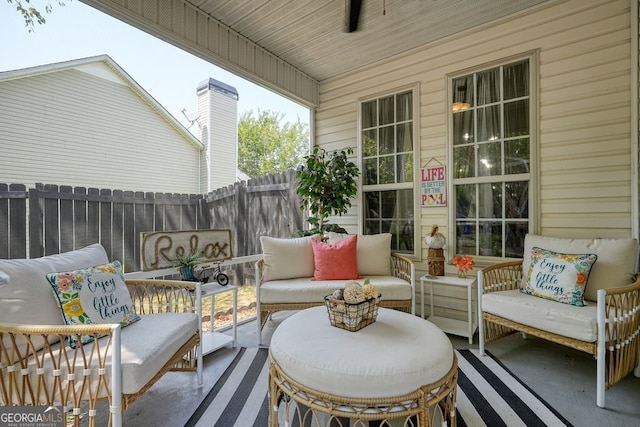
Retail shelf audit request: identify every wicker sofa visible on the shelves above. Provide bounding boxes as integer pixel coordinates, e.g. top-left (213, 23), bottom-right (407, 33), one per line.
top-left (0, 244), bottom-right (202, 427)
top-left (478, 234), bottom-right (640, 408)
top-left (255, 233), bottom-right (415, 345)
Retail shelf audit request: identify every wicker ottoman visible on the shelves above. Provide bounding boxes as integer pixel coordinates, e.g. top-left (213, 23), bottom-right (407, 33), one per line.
top-left (268, 306), bottom-right (457, 427)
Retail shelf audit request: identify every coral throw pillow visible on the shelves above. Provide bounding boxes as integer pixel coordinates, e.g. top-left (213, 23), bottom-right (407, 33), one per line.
top-left (312, 235), bottom-right (362, 280)
top-left (46, 260), bottom-right (141, 348)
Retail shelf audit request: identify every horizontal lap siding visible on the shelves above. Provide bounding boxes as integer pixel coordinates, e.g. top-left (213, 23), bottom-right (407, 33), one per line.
top-left (316, 0), bottom-right (633, 322)
top-left (0, 66), bottom-right (202, 193)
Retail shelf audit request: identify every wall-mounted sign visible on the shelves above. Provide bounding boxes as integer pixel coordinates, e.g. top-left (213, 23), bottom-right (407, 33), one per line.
top-left (421, 165), bottom-right (447, 207)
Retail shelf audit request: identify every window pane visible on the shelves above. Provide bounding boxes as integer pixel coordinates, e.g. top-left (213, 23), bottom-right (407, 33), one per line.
top-left (456, 184), bottom-right (475, 218)
top-left (453, 75), bottom-right (473, 109)
top-left (363, 129), bottom-right (377, 157)
top-left (396, 122), bottom-right (413, 152)
top-left (478, 142), bottom-right (502, 176)
top-left (379, 96), bottom-right (394, 125)
top-left (477, 105), bottom-right (501, 142)
top-left (362, 100), bottom-right (377, 128)
top-left (456, 221), bottom-right (476, 255)
top-left (479, 221), bottom-right (502, 256)
top-left (505, 181), bottom-right (528, 219)
top-left (505, 222), bottom-right (528, 257)
top-left (504, 60), bottom-right (529, 100)
top-left (477, 68), bottom-right (499, 105)
top-left (396, 91), bottom-right (413, 121)
top-left (504, 99), bottom-right (529, 138)
top-left (397, 153), bottom-right (413, 183)
top-left (453, 110), bottom-right (474, 145)
top-left (379, 156), bottom-right (394, 184)
top-left (478, 183), bottom-right (500, 219)
top-left (454, 146), bottom-right (475, 178)
top-left (380, 126), bottom-right (394, 154)
top-left (504, 138), bottom-right (529, 174)
top-left (363, 158), bottom-right (377, 185)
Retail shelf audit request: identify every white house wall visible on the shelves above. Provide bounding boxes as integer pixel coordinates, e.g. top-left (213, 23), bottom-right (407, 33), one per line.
top-left (315, 0), bottom-right (635, 320)
top-left (0, 64), bottom-right (203, 193)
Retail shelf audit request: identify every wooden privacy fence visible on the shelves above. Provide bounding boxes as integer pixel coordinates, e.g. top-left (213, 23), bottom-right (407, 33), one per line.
top-left (0, 169), bottom-right (303, 274)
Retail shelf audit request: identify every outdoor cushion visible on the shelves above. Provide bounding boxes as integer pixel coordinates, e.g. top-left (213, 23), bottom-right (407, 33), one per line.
top-left (522, 234), bottom-right (638, 302)
top-left (9, 312), bottom-right (199, 400)
top-left (259, 276), bottom-right (411, 304)
top-left (483, 289), bottom-right (598, 342)
top-left (327, 232), bottom-right (392, 276)
top-left (260, 236), bottom-right (315, 281)
top-left (312, 235), bottom-right (361, 280)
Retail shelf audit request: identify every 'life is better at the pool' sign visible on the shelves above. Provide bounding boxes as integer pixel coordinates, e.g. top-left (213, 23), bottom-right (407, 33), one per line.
top-left (421, 165), bottom-right (446, 207)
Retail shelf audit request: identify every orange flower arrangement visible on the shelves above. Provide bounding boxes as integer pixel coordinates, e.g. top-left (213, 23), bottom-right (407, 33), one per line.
top-left (452, 255), bottom-right (475, 278)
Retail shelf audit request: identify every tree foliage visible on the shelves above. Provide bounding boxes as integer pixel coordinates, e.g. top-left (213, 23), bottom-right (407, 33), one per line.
top-left (237, 109), bottom-right (309, 178)
top-left (295, 147), bottom-right (360, 236)
top-left (7, 0), bottom-right (67, 32)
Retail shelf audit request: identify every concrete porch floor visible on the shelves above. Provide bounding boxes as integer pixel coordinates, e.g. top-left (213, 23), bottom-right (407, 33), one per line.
top-left (120, 312), bottom-right (640, 427)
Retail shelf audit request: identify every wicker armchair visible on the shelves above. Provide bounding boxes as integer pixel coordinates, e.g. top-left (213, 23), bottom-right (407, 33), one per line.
top-left (1, 266), bottom-right (202, 427)
top-left (478, 255), bottom-right (640, 408)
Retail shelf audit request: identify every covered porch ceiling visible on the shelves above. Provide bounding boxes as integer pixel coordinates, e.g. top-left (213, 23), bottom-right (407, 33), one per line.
top-left (82, 0), bottom-right (552, 107)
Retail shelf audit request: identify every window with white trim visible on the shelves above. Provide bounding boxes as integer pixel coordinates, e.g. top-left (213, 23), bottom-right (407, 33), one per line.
top-left (452, 58), bottom-right (531, 258)
top-left (360, 89), bottom-right (416, 253)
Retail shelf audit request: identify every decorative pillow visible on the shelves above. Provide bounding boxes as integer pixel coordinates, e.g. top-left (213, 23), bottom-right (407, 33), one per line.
top-left (311, 235), bottom-right (362, 280)
top-left (327, 232), bottom-right (392, 276)
top-left (260, 236), bottom-right (316, 282)
top-left (46, 260), bottom-right (140, 347)
top-left (521, 247), bottom-right (597, 306)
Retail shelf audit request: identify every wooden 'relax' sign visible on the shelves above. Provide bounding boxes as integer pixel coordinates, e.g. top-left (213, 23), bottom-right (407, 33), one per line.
top-left (140, 229), bottom-right (233, 271)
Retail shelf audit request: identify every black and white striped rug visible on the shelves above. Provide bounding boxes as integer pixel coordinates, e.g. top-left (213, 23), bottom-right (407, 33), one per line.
top-left (185, 347), bottom-right (571, 427)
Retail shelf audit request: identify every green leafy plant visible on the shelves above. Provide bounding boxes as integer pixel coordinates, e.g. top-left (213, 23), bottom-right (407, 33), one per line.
top-left (295, 147), bottom-right (360, 237)
top-left (174, 251), bottom-right (201, 267)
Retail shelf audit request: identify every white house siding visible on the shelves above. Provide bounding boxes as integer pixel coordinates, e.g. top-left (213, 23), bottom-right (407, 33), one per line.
top-left (0, 63), bottom-right (202, 194)
top-left (315, 0), bottom-right (635, 321)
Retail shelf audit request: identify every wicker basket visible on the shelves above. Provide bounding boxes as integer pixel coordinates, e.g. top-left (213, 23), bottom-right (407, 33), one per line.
top-left (324, 294), bottom-right (381, 331)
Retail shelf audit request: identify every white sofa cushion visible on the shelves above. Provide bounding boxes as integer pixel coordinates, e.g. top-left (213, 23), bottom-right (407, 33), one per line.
top-left (270, 306), bottom-right (454, 398)
top-left (260, 276), bottom-right (412, 304)
top-left (522, 234), bottom-right (638, 302)
top-left (0, 244), bottom-right (109, 359)
top-left (327, 232), bottom-right (392, 276)
top-left (14, 312), bottom-right (199, 401)
top-left (260, 236), bottom-right (315, 282)
top-left (483, 289), bottom-right (598, 342)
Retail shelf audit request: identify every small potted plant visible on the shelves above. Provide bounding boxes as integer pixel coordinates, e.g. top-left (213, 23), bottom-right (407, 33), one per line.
top-left (174, 251), bottom-right (201, 281)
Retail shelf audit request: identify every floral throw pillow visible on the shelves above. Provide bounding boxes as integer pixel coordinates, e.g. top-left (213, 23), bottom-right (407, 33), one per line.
top-left (46, 260), bottom-right (140, 348)
top-left (521, 247), bottom-right (597, 306)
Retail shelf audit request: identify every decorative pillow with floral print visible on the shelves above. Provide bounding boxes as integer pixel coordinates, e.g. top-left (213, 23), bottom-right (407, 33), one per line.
top-left (46, 260), bottom-right (140, 348)
top-left (521, 247), bottom-right (597, 306)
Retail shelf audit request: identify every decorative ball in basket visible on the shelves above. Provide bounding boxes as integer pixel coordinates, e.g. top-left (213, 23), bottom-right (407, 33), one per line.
top-left (324, 280), bottom-right (380, 332)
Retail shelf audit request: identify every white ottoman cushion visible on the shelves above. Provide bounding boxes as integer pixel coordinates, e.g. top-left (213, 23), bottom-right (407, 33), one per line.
top-left (270, 307), bottom-right (453, 398)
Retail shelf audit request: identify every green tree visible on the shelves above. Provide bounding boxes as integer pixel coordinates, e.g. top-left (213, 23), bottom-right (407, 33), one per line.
top-left (7, 0), bottom-right (67, 32)
top-left (237, 109), bottom-right (309, 178)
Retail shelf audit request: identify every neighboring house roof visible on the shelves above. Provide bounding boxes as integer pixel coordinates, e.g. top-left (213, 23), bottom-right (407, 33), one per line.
top-left (0, 54), bottom-right (203, 150)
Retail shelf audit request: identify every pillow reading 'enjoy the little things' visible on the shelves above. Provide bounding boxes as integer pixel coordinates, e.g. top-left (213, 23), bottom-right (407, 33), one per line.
top-left (521, 247), bottom-right (597, 306)
top-left (46, 260), bottom-right (140, 347)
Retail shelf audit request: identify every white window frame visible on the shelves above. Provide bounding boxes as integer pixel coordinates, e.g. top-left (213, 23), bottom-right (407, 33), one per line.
top-left (447, 52), bottom-right (539, 261)
top-left (358, 84), bottom-right (421, 257)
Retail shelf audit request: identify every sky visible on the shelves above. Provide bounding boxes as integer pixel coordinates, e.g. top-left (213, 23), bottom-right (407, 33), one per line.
top-left (0, 1), bottom-right (311, 133)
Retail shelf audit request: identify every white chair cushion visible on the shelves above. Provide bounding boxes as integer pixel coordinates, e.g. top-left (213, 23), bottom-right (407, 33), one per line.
top-left (270, 307), bottom-right (453, 398)
top-left (260, 276), bottom-right (412, 304)
top-left (482, 290), bottom-right (598, 342)
top-left (522, 234), bottom-right (638, 302)
top-left (327, 233), bottom-right (392, 276)
top-left (260, 236), bottom-right (315, 281)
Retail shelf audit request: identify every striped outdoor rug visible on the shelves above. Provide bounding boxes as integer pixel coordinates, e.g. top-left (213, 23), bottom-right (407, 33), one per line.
top-left (185, 347), bottom-right (571, 427)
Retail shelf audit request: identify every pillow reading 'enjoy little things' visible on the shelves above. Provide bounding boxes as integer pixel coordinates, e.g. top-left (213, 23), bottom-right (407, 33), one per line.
top-left (521, 247), bottom-right (597, 306)
top-left (46, 260), bottom-right (140, 347)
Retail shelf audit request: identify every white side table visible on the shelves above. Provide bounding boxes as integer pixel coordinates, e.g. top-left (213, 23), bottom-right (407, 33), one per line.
top-left (419, 274), bottom-right (477, 344)
top-left (198, 282), bottom-right (238, 355)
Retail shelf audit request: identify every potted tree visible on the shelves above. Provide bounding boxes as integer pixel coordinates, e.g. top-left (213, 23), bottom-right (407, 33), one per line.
top-left (295, 146), bottom-right (360, 239)
top-left (174, 251), bottom-right (201, 281)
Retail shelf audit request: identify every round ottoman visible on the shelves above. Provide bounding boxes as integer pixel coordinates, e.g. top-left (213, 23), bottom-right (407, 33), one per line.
top-left (268, 306), bottom-right (457, 426)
